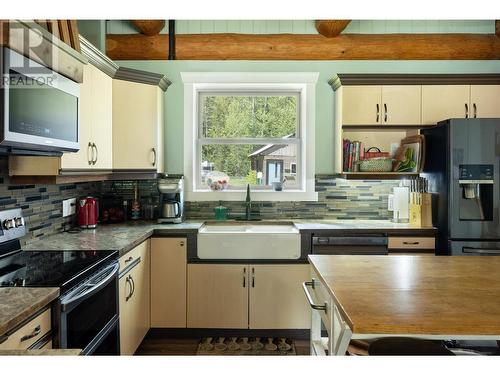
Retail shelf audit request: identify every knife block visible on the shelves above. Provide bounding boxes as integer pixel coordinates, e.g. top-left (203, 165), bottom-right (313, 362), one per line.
top-left (421, 193), bottom-right (433, 227)
top-left (410, 193), bottom-right (433, 227)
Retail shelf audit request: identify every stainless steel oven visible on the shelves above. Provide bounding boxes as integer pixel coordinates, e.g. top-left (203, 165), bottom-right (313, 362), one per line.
top-left (55, 260), bottom-right (120, 355)
top-left (1, 47), bottom-right (80, 153)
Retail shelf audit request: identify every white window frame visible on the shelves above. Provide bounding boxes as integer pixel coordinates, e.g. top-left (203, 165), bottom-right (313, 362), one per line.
top-left (182, 72), bottom-right (318, 202)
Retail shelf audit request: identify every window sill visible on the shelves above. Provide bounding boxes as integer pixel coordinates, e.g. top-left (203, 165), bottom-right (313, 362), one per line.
top-left (185, 190), bottom-right (318, 202)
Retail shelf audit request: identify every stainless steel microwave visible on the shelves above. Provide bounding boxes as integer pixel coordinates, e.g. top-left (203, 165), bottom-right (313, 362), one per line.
top-left (0, 47), bottom-right (80, 153)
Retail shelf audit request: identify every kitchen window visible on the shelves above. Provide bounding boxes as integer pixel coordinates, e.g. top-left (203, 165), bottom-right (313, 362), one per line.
top-left (182, 72), bottom-right (318, 201)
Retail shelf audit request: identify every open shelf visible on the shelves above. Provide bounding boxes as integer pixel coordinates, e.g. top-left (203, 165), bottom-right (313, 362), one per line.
top-left (339, 172), bottom-right (420, 180)
top-left (342, 124), bottom-right (433, 130)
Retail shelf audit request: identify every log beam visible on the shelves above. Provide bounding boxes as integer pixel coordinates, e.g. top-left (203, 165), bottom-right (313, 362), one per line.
top-left (106, 33), bottom-right (500, 60)
top-left (316, 20), bottom-right (351, 37)
top-left (131, 20), bottom-right (165, 35)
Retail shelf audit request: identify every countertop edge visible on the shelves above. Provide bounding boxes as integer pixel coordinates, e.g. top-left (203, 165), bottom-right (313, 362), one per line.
top-left (0, 349), bottom-right (81, 356)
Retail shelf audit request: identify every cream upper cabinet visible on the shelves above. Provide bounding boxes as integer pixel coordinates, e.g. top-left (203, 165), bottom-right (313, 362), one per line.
top-left (339, 86), bottom-right (382, 125)
top-left (119, 240), bottom-right (150, 356)
top-left (151, 238), bottom-right (187, 328)
top-left (61, 64), bottom-right (93, 170)
top-left (470, 85), bottom-right (500, 118)
top-left (381, 86), bottom-right (422, 125)
top-left (61, 64), bottom-right (113, 170)
top-left (90, 67), bottom-right (113, 169)
top-left (421, 85), bottom-right (470, 125)
top-left (112, 79), bottom-right (164, 171)
top-left (248, 264), bottom-right (310, 329)
top-left (187, 264), bottom-right (248, 329)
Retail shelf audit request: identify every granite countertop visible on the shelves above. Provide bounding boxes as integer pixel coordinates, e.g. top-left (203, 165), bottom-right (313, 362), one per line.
top-left (22, 221), bottom-right (204, 256)
top-left (21, 219), bottom-right (436, 258)
top-left (0, 287), bottom-right (59, 337)
top-left (0, 349), bottom-right (81, 356)
top-left (293, 219), bottom-right (437, 233)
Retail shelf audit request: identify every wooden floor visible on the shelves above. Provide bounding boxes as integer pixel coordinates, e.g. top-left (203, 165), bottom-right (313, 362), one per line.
top-left (135, 335), bottom-right (310, 356)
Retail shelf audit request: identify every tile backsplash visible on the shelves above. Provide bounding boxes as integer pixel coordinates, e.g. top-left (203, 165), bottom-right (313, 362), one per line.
top-left (103, 176), bottom-right (400, 220)
top-left (0, 157), bottom-right (98, 246)
top-left (185, 176), bottom-right (399, 220)
top-left (0, 155), bottom-right (399, 246)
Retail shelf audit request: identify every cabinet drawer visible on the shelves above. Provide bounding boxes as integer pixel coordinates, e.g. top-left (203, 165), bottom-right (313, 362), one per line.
top-left (388, 237), bottom-right (435, 250)
top-left (119, 240), bottom-right (148, 272)
top-left (0, 309), bottom-right (51, 350)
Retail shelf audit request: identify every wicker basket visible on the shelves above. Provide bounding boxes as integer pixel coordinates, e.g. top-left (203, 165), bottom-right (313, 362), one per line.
top-left (357, 157), bottom-right (394, 172)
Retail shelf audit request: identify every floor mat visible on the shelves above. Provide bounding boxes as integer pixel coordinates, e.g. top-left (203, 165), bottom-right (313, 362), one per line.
top-left (196, 337), bottom-right (296, 356)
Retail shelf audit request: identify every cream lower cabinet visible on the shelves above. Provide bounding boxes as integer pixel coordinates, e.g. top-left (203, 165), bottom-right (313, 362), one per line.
top-left (249, 264), bottom-right (310, 329)
top-left (119, 240), bottom-right (150, 355)
top-left (421, 85), bottom-right (470, 125)
top-left (112, 79), bottom-right (164, 172)
top-left (151, 238), bottom-right (187, 328)
top-left (187, 264), bottom-right (249, 329)
top-left (470, 85), bottom-right (500, 118)
top-left (187, 263), bottom-right (309, 329)
top-left (61, 63), bottom-right (113, 170)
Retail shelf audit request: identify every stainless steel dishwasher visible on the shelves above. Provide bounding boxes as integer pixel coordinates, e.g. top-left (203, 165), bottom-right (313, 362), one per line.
top-left (312, 235), bottom-right (388, 255)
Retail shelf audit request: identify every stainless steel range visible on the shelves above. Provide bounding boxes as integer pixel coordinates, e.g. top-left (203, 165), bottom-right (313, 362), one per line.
top-left (0, 208), bottom-right (120, 355)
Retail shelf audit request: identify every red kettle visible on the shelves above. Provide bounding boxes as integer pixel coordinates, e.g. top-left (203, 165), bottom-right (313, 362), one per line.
top-left (78, 196), bottom-right (99, 229)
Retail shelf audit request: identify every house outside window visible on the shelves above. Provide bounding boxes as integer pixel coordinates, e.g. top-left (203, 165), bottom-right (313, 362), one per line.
top-left (182, 72), bottom-right (318, 201)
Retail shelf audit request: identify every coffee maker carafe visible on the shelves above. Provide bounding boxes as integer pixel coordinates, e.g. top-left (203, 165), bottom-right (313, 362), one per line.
top-left (158, 176), bottom-right (184, 224)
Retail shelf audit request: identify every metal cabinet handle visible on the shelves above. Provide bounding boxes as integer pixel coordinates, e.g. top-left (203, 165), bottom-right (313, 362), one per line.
top-left (20, 325), bottom-right (41, 342)
top-left (125, 276), bottom-right (132, 301)
top-left (88, 142), bottom-right (93, 165)
top-left (384, 103), bottom-right (388, 122)
top-left (302, 280), bottom-right (327, 311)
top-left (92, 143), bottom-right (98, 165)
top-left (130, 275), bottom-right (135, 298)
top-left (179, 241), bottom-right (185, 247)
top-left (403, 241), bottom-right (420, 245)
top-left (376, 103), bottom-right (380, 122)
top-left (465, 103), bottom-right (469, 119)
top-left (124, 256), bottom-right (133, 264)
top-left (473, 103), bottom-right (477, 118)
top-left (243, 267), bottom-right (246, 287)
top-left (151, 148), bottom-right (157, 167)
top-left (251, 267), bottom-right (255, 288)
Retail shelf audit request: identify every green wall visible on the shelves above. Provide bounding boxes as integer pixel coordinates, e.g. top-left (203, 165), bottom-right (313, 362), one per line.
top-left (117, 60), bottom-right (500, 174)
top-left (107, 20), bottom-right (495, 34)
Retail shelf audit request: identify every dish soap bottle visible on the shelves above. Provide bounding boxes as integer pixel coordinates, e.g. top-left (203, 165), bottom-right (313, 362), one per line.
top-left (214, 201), bottom-right (228, 221)
top-left (131, 182), bottom-right (141, 220)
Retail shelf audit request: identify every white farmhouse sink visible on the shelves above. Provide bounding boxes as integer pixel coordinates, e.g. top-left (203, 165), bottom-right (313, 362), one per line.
top-left (197, 222), bottom-right (301, 260)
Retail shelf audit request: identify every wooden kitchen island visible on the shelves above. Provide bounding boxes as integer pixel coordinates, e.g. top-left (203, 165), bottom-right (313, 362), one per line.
top-left (305, 255), bottom-right (500, 355)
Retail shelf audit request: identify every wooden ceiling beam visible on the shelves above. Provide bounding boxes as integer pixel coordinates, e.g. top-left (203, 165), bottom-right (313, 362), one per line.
top-left (106, 33), bottom-right (500, 60)
top-left (316, 20), bottom-right (351, 37)
top-left (131, 20), bottom-right (165, 35)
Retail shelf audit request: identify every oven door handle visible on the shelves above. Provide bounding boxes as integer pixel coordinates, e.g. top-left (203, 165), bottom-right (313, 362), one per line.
top-left (60, 261), bottom-right (119, 312)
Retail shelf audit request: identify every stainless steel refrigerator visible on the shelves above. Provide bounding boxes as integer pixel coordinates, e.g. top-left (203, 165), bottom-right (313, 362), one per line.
top-left (422, 118), bottom-right (500, 255)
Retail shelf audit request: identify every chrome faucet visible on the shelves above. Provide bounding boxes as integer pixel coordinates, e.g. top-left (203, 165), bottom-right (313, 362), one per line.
top-left (245, 184), bottom-right (252, 221)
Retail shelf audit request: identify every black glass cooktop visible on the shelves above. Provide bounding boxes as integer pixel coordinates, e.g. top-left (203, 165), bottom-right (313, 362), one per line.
top-left (0, 250), bottom-right (118, 292)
